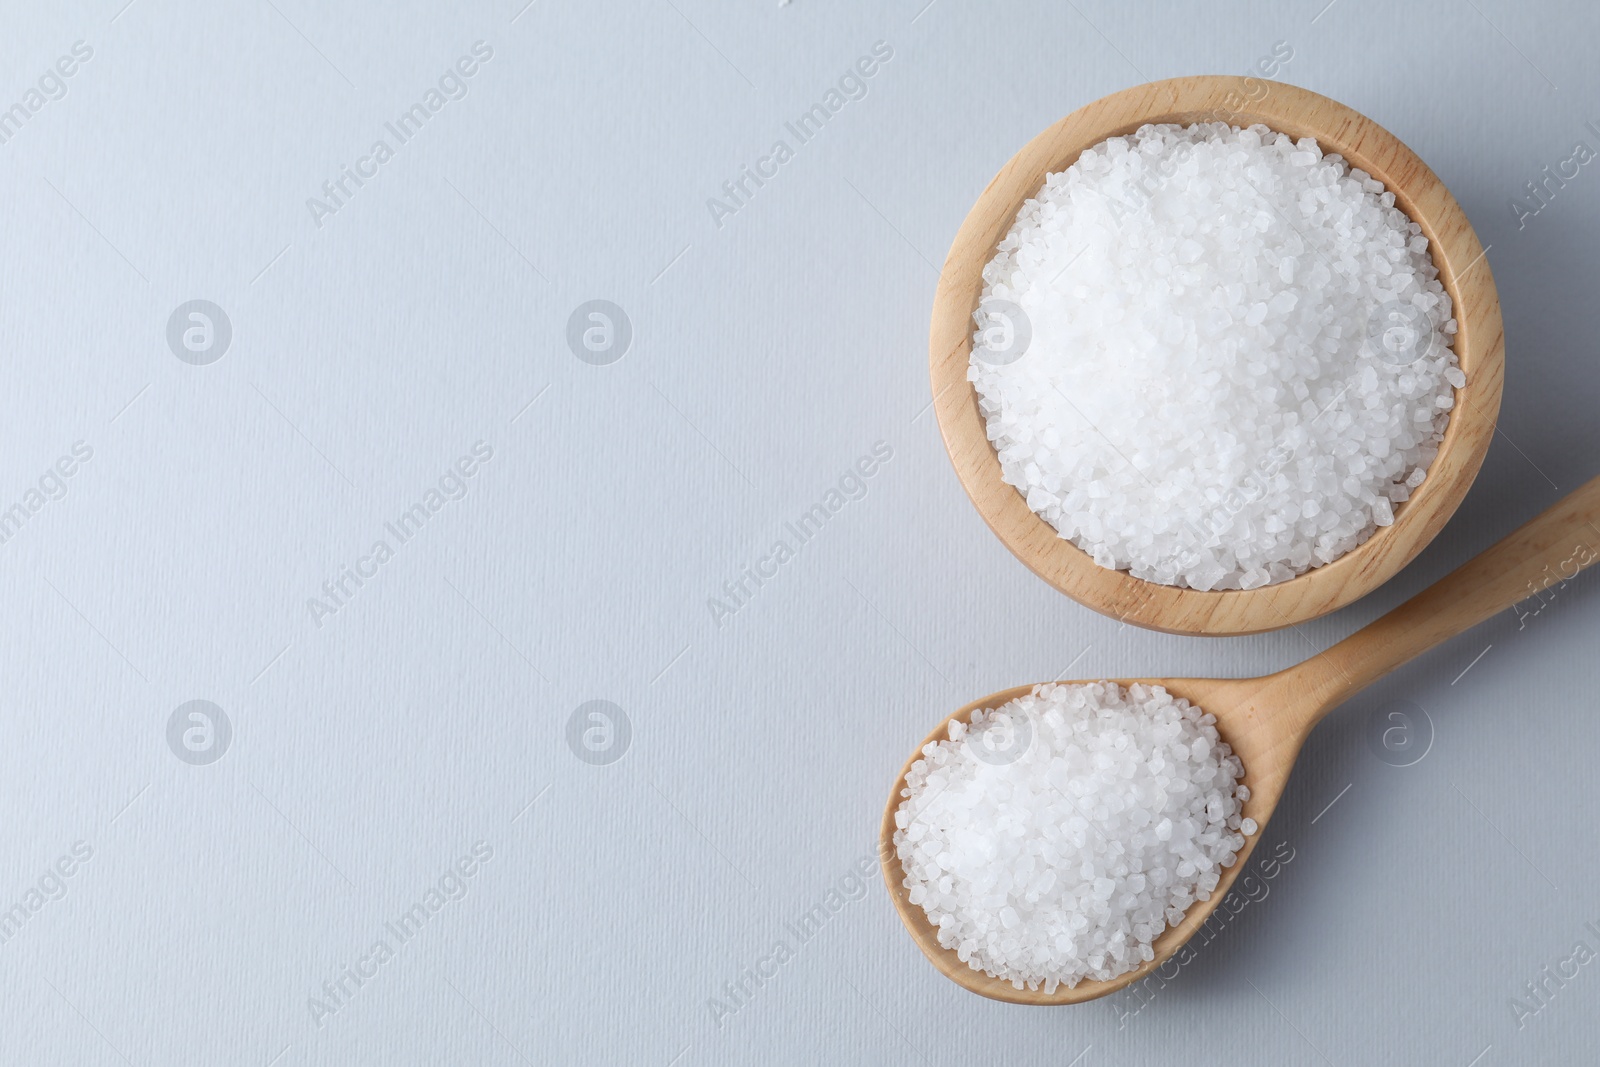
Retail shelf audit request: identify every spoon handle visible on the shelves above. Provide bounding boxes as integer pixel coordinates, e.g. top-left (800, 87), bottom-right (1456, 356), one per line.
top-left (1293, 473), bottom-right (1600, 719)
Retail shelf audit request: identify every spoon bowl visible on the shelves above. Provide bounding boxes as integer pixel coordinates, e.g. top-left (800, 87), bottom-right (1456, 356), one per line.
top-left (883, 475), bottom-right (1600, 1003)
top-left (881, 674), bottom-right (1300, 1004)
top-left (930, 75), bottom-right (1505, 636)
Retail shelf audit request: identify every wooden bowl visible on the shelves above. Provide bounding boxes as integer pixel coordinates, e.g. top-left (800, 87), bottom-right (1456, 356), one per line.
top-left (930, 76), bottom-right (1504, 636)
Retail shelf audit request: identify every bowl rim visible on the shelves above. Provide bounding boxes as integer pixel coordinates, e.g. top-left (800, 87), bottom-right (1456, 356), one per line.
top-left (929, 75), bottom-right (1505, 636)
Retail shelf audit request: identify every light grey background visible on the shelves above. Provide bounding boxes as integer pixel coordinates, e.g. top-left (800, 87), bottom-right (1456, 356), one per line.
top-left (1, 0), bottom-right (1596, 1064)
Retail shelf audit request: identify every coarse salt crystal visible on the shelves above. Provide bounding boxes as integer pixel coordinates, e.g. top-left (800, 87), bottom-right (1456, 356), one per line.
top-left (970, 123), bottom-right (1459, 590)
top-left (893, 682), bottom-right (1254, 990)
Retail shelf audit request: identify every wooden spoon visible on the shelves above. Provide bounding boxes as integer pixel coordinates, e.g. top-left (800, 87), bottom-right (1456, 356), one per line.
top-left (882, 474), bottom-right (1600, 1003)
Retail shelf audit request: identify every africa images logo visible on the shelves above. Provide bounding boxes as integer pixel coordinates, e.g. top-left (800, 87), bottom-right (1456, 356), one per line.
top-left (705, 441), bottom-right (892, 627)
top-left (0, 40), bottom-right (93, 148)
top-left (306, 441), bottom-right (494, 627)
top-left (305, 41), bottom-right (494, 229)
top-left (704, 41), bottom-right (893, 230)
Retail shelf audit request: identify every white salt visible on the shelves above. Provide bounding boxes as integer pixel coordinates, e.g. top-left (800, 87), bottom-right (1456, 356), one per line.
top-left (970, 123), bottom-right (1460, 590)
top-left (893, 681), bottom-right (1252, 991)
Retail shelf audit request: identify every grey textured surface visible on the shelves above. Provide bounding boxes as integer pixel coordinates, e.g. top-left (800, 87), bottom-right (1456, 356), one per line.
top-left (2, 1), bottom-right (1598, 1064)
